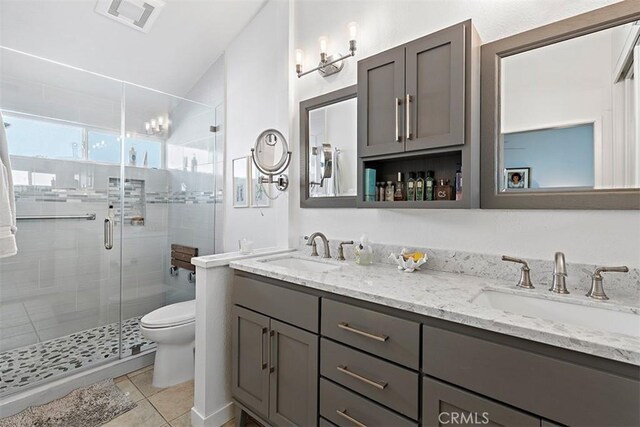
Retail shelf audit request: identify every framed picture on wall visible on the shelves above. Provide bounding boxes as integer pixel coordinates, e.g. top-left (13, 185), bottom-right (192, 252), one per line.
top-left (251, 163), bottom-right (270, 207)
top-left (504, 167), bottom-right (531, 189)
top-left (232, 157), bottom-right (250, 207)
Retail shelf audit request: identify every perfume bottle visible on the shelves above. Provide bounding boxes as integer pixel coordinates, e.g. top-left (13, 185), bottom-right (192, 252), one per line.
top-left (394, 172), bottom-right (405, 201)
top-left (406, 172), bottom-right (416, 201)
top-left (415, 172), bottom-right (425, 201)
top-left (455, 163), bottom-right (462, 201)
top-left (435, 179), bottom-right (453, 200)
top-left (385, 181), bottom-right (395, 201)
top-left (425, 171), bottom-right (435, 201)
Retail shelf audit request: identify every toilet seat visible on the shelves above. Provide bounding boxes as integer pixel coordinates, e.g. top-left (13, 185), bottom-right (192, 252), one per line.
top-left (140, 300), bottom-right (196, 329)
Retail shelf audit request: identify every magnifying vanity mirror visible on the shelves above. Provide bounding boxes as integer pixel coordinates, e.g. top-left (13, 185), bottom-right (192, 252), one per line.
top-left (481, 2), bottom-right (640, 209)
top-left (251, 128), bottom-right (292, 192)
top-left (300, 85), bottom-right (357, 208)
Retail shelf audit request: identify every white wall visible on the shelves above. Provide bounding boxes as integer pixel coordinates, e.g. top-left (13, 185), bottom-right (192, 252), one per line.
top-left (290, 0), bottom-right (640, 268)
top-left (223, 0), bottom-right (290, 252)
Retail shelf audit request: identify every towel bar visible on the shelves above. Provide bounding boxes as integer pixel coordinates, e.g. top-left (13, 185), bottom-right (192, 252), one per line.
top-left (16, 213), bottom-right (96, 221)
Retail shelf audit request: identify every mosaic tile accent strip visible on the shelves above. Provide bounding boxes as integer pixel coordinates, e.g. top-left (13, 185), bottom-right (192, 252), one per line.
top-left (13, 186), bottom-right (217, 205)
top-left (0, 317), bottom-right (154, 398)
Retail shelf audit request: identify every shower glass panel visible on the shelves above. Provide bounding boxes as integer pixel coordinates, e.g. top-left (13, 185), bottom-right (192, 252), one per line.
top-left (0, 47), bottom-right (220, 397)
top-left (0, 47), bottom-right (123, 396)
top-left (119, 84), bottom-right (216, 357)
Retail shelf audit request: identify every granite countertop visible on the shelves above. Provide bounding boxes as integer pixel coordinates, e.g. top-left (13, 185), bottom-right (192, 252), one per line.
top-left (230, 251), bottom-right (640, 366)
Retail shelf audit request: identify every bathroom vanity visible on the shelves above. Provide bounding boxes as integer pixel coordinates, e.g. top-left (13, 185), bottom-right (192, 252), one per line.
top-left (229, 253), bottom-right (640, 427)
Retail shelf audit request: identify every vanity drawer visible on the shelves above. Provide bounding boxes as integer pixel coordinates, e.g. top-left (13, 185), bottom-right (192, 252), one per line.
top-left (321, 298), bottom-right (420, 369)
top-left (321, 338), bottom-right (419, 419)
top-left (320, 379), bottom-right (416, 427)
top-left (233, 274), bottom-right (319, 332)
top-left (423, 325), bottom-right (640, 427)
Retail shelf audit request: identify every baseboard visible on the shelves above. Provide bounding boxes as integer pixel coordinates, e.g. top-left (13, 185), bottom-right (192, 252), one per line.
top-left (191, 401), bottom-right (235, 427)
top-left (0, 351), bottom-right (155, 418)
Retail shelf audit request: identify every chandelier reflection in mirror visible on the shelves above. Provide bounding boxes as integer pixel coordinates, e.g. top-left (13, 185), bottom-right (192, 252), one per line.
top-left (251, 129), bottom-right (292, 193)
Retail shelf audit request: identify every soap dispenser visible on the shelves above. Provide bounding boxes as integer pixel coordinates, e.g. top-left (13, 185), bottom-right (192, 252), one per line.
top-left (355, 234), bottom-right (374, 265)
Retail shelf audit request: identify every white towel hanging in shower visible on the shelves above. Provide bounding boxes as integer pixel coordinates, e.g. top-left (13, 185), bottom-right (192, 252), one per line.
top-left (0, 111), bottom-right (17, 258)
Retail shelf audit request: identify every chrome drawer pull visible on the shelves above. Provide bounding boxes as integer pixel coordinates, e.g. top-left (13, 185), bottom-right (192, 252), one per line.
top-left (338, 322), bottom-right (388, 342)
top-left (336, 409), bottom-right (368, 427)
top-left (337, 365), bottom-right (388, 390)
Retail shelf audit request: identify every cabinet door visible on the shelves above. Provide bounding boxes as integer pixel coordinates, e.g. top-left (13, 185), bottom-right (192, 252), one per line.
top-left (269, 319), bottom-right (318, 427)
top-left (358, 46), bottom-right (406, 157)
top-left (405, 23), bottom-right (465, 151)
top-left (231, 305), bottom-right (270, 419)
top-left (422, 377), bottom-right (540, 427)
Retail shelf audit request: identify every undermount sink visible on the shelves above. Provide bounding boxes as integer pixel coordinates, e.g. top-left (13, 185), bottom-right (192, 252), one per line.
top-left (473, 289), bottom-right (640, 338)
top-left (260, 256), bottom-right (341, 273)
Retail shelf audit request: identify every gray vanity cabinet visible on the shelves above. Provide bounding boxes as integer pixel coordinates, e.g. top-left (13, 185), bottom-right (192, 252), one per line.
top-left (231, 305), bottom-right (271, 418)
top-left (232, 275), bottom-right (320, 427)
top-left (405, 24), bottom-right (465, 152)
top-left (422, 377), bottom-right (540, 427)
top-left (358, 21), bottom-right (470, 157)
top-left (268, 319), bottom-right (318, 427)
top-left (357, 47), bottom-right (405, 157)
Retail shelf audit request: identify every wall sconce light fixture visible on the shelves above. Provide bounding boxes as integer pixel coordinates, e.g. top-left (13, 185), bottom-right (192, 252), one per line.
top-left (144, 116), bottom-right (169, 136)
top-left (296, 21), bottom-right (358, 78)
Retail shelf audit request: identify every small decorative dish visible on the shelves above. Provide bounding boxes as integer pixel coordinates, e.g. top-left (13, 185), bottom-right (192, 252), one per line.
top-left (389, 249), bottom-right (427, 273)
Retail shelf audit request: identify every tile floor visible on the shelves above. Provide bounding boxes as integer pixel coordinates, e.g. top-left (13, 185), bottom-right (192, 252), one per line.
top-left (107, 365), bottom-right (238, 427)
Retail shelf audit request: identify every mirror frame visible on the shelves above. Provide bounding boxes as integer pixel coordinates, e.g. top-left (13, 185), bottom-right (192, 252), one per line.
top-left (300, 84), bottom-right (357, 208)
top-left (481, 2), bottom-right (640, 209)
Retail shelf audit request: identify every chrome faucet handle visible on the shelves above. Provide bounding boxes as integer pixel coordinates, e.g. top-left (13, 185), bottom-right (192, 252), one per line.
top-left (304, 235), bottom-right (319, 257)
top-left (501, 256), bottom-right (534, 289)
top-left (584, 266), bottom-right (629, 300)
top-left (337, 241), bottom-right (354, 261)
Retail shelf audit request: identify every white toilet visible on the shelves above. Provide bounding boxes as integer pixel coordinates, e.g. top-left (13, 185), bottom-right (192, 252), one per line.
top-left (140, 299), bottom-right (196, 388)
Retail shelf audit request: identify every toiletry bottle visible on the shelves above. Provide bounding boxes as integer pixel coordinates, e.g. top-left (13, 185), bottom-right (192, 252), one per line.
top-left (425, 171), bottom-right (435, 201)
top-left (415, 172), bottom-right (425, 201)
top-left (129, 146), bottom-right (137, 166)
top-left (435, 179), bottom-right (453, 200)
top-left (378, 182), bottom-right (385, 202)
top-left (385, 181), bottom-right (395, 201)
top-left (407, 172), bottom-right (416, 201)
top-left (191, 154), bottom-right (198, 172)
top-left (455, 163), bottom-right (462, 201)
top-left (394, 172), bottom-right (405, 201)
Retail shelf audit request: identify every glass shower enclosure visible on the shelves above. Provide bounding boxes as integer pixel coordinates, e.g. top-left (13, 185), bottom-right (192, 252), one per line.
top-left (0, 47), bottom-right (221, 398)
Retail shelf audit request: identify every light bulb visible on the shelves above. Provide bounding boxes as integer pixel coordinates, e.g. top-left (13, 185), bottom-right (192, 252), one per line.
top-left (145, 122), bottom-right (150, 131)
top-left (158, 116), bottom-right (164, 126)
top-left (348, 22), bottom-right (358, 40)
top-left (151, 119), bottom-right (157, 129)
top-left (319, 36), bottom-right (328, 54)
top-left (295, 49), bottom-right (304, 66)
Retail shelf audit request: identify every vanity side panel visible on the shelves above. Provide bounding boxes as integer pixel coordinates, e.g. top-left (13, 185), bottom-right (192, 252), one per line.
top-left (422, 325), bottom-right (640, 426)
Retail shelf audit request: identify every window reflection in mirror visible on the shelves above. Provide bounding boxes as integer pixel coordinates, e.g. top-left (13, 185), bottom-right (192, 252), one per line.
top-left (308, 97), bottom-right (357, 197)
top-left (500, 21), bottom-right (639, 191)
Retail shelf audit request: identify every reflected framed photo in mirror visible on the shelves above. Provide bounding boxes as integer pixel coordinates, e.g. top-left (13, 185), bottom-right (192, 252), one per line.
top-left (504, 167), bottom-right (530, 190)
top-left (232, 157), bottom-right (250, 208)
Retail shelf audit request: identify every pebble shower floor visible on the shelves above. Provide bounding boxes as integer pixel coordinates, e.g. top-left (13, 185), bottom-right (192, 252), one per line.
top-left (0, 317), bottom-right (154, 398)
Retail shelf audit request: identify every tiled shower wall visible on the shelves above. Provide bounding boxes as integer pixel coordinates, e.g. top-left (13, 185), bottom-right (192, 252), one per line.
top-left (0, 156), bottom-right (219, 353)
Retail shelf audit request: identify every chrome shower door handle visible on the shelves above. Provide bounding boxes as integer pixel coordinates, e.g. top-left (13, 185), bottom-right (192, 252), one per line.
top-left (395, 97), bottom-right (402, 142)
top-left (104, 217), bottom-right (113, 250)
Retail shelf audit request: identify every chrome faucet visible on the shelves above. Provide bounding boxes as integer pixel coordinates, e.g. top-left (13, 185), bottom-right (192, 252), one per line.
top-left (584, 266), bottom-right (629, 300)
top-left (550, 252), bottom-right (569, 294)
top-left (305, 232), bottom-right (331, 259)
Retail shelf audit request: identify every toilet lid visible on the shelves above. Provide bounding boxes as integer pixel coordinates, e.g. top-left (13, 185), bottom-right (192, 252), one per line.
top-left (140, 300), bottom-right (196, 328)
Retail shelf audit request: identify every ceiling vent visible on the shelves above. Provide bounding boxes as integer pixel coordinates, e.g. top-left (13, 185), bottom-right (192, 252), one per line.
top-left (95, 0), bottom-right (165, 33)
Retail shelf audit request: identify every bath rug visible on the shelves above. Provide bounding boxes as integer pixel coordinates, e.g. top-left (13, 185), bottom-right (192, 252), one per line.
top-left (0, 379), bottom-right (136, 427)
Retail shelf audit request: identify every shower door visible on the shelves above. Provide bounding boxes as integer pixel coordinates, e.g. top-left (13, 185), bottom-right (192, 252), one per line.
top-left (118, 83), bottom-right (217, 357)
top-left (0, 47), bottom-right (124, 397)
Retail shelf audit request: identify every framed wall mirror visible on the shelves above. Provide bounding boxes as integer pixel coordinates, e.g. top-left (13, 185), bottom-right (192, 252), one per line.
top-left (300, 85), bottom-right (357, 208)
top-left (481, 2), bottom-right (640, 209)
